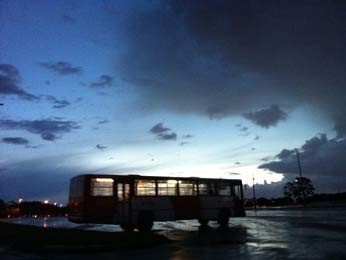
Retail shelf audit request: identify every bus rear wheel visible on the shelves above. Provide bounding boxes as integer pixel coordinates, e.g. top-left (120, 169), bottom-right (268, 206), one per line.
top-left (217, 209), bottom-right (230, 228)
top-left (136, 211), bottom-right (154, 232)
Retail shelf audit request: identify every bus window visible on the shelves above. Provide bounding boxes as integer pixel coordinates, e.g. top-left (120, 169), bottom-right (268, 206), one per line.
top-left (90, 178), bottom-right (114, 196)
top-left (135, 180), bottom-right (156, 196)
top-left (217, 181), bottom-right (231, 196)
top-left (117, 183), bottom-right (123, 201)
top-left (198, 181), bottom-right (216, 195)
top-left (124, 183), bottom-right (130, 202)
top-left (179, 180), bottom-right (197, 196)
top-left (158, 180), bottom-right (177, 195)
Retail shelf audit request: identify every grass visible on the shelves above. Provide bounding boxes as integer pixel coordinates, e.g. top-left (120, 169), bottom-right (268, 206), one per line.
top-left (0, 221), bottom-right (169, 253)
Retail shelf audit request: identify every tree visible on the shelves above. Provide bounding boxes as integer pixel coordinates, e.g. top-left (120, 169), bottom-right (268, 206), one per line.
top-left (284, 177), bottom-right (315, 205)
top-left (0, 199), bottom-right (7, 217)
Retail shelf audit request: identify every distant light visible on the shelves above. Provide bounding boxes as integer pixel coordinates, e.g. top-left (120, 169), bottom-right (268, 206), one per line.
top-left (44, 200), bottom-right (49, 204)
top-left (95, 178), bottom-right (114, 183)
top-left (18, 198), bottom-right (23, 204)
top-left (53, 202), bottom-right (57, 206)
top-left (59, 204), bottom-right (63, 208)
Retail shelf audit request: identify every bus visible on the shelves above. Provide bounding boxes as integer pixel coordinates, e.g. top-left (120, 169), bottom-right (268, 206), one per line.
top-left (68, 174), bottom-right (245, 231)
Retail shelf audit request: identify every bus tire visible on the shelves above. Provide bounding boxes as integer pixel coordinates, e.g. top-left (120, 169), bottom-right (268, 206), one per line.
top-left (198, 219), bottom-right (209, 226)
top-left (137, 210), bottom-right (154, 232)
top-left (217, 208), bottom-right (230, 228)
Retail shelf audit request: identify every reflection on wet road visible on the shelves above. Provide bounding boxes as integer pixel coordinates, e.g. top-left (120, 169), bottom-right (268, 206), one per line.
top-left (3, 208), bottom-right (346, 259)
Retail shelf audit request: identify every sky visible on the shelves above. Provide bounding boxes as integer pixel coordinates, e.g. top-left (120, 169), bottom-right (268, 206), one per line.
top-left (1, 0), bottom-right (346, 204)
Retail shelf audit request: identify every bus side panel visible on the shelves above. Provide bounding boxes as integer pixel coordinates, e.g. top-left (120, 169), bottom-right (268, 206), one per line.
top-left (171, 196), bottom-right (200, 220)
top-left (131, 197), bottom-right (175, 222)
top-left (199, 196), bottom-right (234, 220)
top-left (84, 197), bottom-right (115, 224)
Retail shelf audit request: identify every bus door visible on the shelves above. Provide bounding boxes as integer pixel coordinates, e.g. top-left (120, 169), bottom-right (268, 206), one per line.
top-left (116, 182), bottom-right (131, 224)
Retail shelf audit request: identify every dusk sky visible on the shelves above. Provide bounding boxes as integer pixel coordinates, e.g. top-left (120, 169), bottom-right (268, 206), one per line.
top-left (1, 0), bottom-right (346, 204)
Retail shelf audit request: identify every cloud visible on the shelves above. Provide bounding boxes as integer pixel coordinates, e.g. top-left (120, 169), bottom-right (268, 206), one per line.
top-left (96, 144), bottom-right (107, 150)
top-left (2, 137), bottom-right (29, 145)
top-left (158, 132), bottom-right (177, 141)
top-left (182, 134), bottom-right (193, 139)
top-left (0, 119), bottom-right (80, 141)
top-left (180, 141), bottom-right (189, 146)
top-left (115, 1), bottom-right (346, 135)
top-left (98, 119), bottom-right (109, 124)
top-left (0, 64), bottom-right (38, 100)
top-left (90, 75), bottom-right (113, 87)
top-left (42, 95), bottom-right (71, 109)
top-left (244, 105), bottom-right (287, 128)
top-left (235, 124), bottom-right (249, 133)
top-left (149, 123), bottom-right (170, 134)
top-left (149, 123), bottom-right (177, 141)
top-left (259, 134), bottom-right (346, 177)
top-left (39, 62), bottom-right (82, 75)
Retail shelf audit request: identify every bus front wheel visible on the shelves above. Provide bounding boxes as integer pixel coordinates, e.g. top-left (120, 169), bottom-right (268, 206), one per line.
top-left (137, 211), bottom-right (154, 232)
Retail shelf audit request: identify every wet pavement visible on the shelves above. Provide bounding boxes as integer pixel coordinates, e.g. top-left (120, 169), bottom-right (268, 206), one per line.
top-left (2, 207), bottom-right (346, 259)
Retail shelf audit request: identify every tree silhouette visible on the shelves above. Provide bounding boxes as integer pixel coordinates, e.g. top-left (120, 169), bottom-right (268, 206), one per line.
top-left (284, 177), bottom-right (315, 205)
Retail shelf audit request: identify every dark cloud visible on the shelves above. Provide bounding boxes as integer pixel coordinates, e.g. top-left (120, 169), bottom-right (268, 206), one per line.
top-left (25, 145), bottom-right (39, 149)
top-left (39, 62), bottom-right (82, 75)
top-left (259, 134), bottom-right (346, 177)
top-left (180, 141), bottom-right (189, 146)
top-left (0, 64), bottom-right (38, 100)
top-left (98, 119), bottom-right (109, 124)
top-left (2, 137), bottom-right (29, 145)
top-left (149, 123), bottom-right (170, 134)
top-left (158, 132), bottom-right (177, 141)
top-left (254, 135), bottom-right (260, 140)
top-left (235, 124), bottom-right (249, 133)
top-left (116, 1), bottom-right (346, 135)
top-left (42, 95), bottom-right (71, 109)
top-left (244, 105), bottom-right (287, 128)
top-left (149, 123), bottom-right (177, 141)
top-left (90, 75), bottom-right (113, 87)
top-left (0, 119), bottom-right (80, 141)
top-left (96, 144), bottom-right (107, 150)
top-left (334, 118), bottom-right (346, 139)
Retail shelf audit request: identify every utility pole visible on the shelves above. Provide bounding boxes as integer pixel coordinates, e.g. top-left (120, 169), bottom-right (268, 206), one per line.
top-left (252, 173), bottom-right (257, 210)
top-left (295, 148), bottom-right (303, 178)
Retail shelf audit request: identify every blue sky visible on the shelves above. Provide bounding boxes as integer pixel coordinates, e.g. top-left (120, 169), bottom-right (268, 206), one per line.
top-left (1, 0), bottom-right (346, 204)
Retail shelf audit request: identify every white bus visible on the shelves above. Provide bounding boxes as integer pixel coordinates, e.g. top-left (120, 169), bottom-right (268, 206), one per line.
top-left (68, 174), bottom-right (245, 231)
